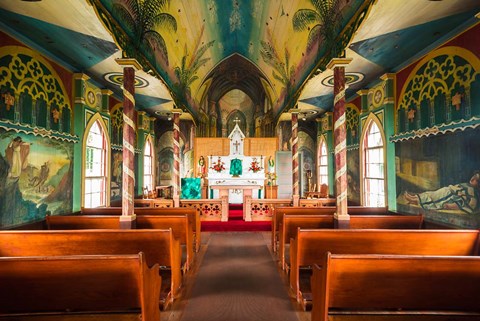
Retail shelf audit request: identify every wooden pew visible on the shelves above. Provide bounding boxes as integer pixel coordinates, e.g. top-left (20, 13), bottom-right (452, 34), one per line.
top-left (279, 214), bottom-right (423, 271)
top-left (271, 206), bottom-right (390, 252)
top-left (311, 253), bottom-right (480, 321)
top-left (46, 214), bottom-right (194, 272)
top-left (82, 206), bottom-right (201, 252)
top-left (290, 229), bottom-right (480, 308)
top-left (136, 215), bottom-right (194, 272)
top-left (0, 229), bottom-right (182, 305)
top-left (0, 253), bottom-right (161, 321)
top-left (279, 215), bottom-right (334, 270)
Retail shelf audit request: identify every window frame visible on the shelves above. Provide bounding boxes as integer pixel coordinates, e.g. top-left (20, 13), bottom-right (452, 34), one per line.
top-left (143, 136), bottom-right (155, 192)
top-left (317, 135), bottom-right (329, 188)
top-left (361, 114), bottom-right (387, 207)
top-left (82, 114), bottom-right (110, 208)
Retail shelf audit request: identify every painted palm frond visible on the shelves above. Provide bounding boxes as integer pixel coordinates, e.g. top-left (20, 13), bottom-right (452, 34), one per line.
top-left (292, 0), bottom-right (342, 53)
top-left (174, 30), bottom-right (214, 95)
top-left (112, 0), bottom-right (176, 66)
top-left (260, 40), bottom-right (293, 87)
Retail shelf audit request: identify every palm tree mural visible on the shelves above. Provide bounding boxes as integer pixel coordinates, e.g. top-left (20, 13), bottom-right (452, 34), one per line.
top-left (292, 0), bottom-right (342, 54)
top-left (260, 29), bottom-right (295, 97)
top-left (112, 0), bottom-right (177, 66)
top-left (173, 26), bottom-right (215, 96)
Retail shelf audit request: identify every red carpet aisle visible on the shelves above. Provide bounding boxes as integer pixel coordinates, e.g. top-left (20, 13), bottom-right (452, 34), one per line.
top-left (201, 204), bottom-right (271, 232)
top-left (178, 232), bottom-right (299, 321)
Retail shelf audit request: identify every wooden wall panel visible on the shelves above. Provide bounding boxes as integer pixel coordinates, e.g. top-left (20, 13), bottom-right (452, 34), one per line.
top-left (194, 138), bottom-right (229, 176)
top-left (245, 137), bottom-right (278, 169)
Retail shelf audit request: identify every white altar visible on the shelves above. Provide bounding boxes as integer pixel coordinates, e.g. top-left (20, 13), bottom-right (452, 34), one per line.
top-left (206, 123), bottom-right (266, 221)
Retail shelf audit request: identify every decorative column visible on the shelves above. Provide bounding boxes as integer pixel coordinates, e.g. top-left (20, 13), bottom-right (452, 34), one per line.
top-left (116, 58), bottom-right (142, 228)
top-left (172, 108), bottom-right (182, 207)
top-left (290, 108), bottom-right (300, 206)
top-left (327, 58), bottom-right (352, 228)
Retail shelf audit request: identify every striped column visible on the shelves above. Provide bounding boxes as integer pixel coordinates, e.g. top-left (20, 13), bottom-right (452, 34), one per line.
top-left (291, 109), bottom-right (300, 206)
top-left (172, 109), bottom-right (182, 207)
top-left (116, 58), bottom-right (141, 226)
top-left (327, 58), bottom-right (352, 226)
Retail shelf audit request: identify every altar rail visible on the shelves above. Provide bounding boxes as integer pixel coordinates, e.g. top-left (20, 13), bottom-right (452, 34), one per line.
top-left (179, 198), bottom-right (226, 221)
top-left (248, 198), bottom-right (293, 221)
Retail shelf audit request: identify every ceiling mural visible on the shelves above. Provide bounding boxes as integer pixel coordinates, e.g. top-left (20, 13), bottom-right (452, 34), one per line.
top-left (88, 0), bottom-right (375, 120)
top-left (0, 0), bottom-right (479, 124)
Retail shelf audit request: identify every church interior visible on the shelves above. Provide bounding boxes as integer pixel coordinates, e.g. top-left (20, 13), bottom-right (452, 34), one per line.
top-left (1, 0), bottom-right (480, 320)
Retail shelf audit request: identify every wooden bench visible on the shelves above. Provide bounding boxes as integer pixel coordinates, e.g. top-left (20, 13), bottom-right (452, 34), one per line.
top-left (0, 253), bottom-right (161, 321)
top-left (290, 229), bottom-right (480, 308)
top-left (272, 206), bottom-right (390, 252)
top-left (279, 215), bottom-right (334, 270)
top-left (311, 253), bottom-right (480, 321)
top-left (279, 214), bottom-right (423, 271)
top-left (81, 206), bottom-right (201, 252)
top-left (46, 214), bottom-right (194, 272)
top-left (0, 229), bottom-right (182, 305)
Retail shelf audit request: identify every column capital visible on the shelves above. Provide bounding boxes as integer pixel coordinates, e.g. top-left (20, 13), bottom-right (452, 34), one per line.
top-left (326, 57), bottom-right (353, 70)
top-left (289, 108), bottom-right (300, 115)
top-left (73, 73), bottom-right (90, 81)
top-left (101, 89), bottom-right (113, 96)
top-left (172, 108), bottom-right (183, 115)
top-left (115, 58), bottom-right (142, 70)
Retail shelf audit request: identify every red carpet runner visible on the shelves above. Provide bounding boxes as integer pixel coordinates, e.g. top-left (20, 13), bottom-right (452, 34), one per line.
top-left (201, 204), bottom-right (271, 232)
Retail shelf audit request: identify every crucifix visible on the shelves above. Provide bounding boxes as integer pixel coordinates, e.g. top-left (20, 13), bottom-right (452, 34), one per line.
top-left (233, 140), bottom-right (240, 152)
top-left (233, 117), bottom-right (240, 125)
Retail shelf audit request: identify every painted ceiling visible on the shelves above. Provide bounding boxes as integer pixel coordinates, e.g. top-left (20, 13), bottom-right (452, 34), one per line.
top-left (0, 0), bottom-right (479, 123)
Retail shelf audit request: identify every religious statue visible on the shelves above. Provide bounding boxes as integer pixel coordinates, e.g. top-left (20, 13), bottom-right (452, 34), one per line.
top-left (197, 156), bottom-right (206, 178)
top-left (268, 156), bottom-right (275, 173)
top-left (230, 158), bottom-right (242, 177)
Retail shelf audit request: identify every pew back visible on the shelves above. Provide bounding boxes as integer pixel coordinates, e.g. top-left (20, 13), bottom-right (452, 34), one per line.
top-left (279, 215), bottom-right (334, 269)
top-left (46, 214), bottom-right (120, 229)
top-left (0, 253), bottom-right (161, 321)
top-left (271, 206), bottom-right (390, 251)
top-left (0, 229), bottom-right (182, 301)
top-left (136, 215), bottom-right (194, 271)
top-left (81, 206), bottom-right (201, 252)
top-left (349, 214), bottom-right (424, 229)
top-left (290, 229), bottom-right (480, 304)
top-left (312, 253), bottom-right (480, 321)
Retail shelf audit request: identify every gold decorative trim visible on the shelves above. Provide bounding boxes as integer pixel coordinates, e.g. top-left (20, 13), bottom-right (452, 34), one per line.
top-left (326, 57), bottom-right (353, 70)
top-left (115, 58), bottom-right (142, 70)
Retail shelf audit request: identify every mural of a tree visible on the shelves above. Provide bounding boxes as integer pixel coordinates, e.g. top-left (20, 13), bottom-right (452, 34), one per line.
top-left (112, 0), bottom-right (177, 66)
top-left (173, 26), bottom-right (215, 96)
top-left (260, 29), bottom-right (295, 97)
top-left (292, 0), bottom-right (342, 53)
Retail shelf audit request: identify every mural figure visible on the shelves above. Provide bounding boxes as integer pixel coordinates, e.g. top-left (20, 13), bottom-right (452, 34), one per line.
top-left (403, 171), bottom-right (480, 214)
top-left (5, 136), bottom-right (30, 179)
top-left (29, 161), bottom-right (50, 192)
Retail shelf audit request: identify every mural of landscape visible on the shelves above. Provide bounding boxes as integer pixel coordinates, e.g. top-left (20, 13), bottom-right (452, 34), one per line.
top-left (0, 130), bottom-right (73, 228)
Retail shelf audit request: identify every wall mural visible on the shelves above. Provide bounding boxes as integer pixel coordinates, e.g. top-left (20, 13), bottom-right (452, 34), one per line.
top-left (0, 130), bottom-right (72, 228)
top-left (110, 149), bottom-right (122, 202)
top-left (347, 149), bottom-right (360, 205)
top-left (396, 128), bottom-right (480, 228)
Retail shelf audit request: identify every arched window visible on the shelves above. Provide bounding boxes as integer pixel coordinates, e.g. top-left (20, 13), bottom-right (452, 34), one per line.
top-left (84, 119), bottom-right (108, 208)
top-left (318, 137), bottom-right (329, 186)
top-left (362, 119), bottom-right (385, 207)
top-left (143, 138), bottom-right (154, 192)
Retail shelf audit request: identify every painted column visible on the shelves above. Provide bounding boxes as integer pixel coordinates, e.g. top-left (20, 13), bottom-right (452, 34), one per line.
top-left (116, 58), bottom-right (141, 228)
top-left (291, 108), bottom-right (300, 206)
top-left (327, 58), bottom-right (352, 228)
top-left (172, 108), bottom-right (182, 207)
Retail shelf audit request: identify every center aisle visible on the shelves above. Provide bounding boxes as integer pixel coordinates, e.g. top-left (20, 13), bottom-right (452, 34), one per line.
top-left (178, 232), bottom-right (299, 321)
